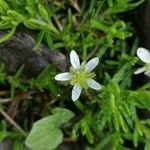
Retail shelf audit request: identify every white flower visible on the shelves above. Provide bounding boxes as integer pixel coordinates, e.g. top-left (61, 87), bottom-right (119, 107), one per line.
top-left (55, 50), bottom-right (101, 101)
top-left (134, 47), bottom-right (150, 77)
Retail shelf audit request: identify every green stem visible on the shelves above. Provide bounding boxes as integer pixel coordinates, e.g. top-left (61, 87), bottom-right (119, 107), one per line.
top-left (74, 100), bottom-right (84, 112)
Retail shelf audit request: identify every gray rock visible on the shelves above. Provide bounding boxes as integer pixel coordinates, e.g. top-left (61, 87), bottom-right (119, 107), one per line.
top-left (0, 27), bottom-right (67, 78)
top-left (0, 139), bottom-right (13, 150)
top-left (58, 142), bottom-right (81, 150)
top-left (0, 139), bottom-right (30, 150)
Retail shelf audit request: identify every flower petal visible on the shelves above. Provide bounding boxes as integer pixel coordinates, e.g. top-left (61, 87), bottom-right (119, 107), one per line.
top-left (71, 84), bottom-right (82, 101)
top-left (137, 47), bottom-right (150, 63)
top-left (55, 72), bottom-right (71, 81)
top-left (134, 67), bottom-right (146, 74)
top-left (70, 50), bottom-right (80, 69)
top-left (85, 57), bottom-right (99, 72)
top-left (86, 79), bottom-right (101, 90)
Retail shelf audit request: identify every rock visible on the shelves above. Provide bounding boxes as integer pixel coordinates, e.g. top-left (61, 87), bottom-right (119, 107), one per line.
top-left (0, 139), bottom-right (30, 150)
top-left (0, 27), bottom-right (67, 79)
top-left (58, 142), bottom-right (81, 150)
top-left (0, 139), bottom-right (13, 150)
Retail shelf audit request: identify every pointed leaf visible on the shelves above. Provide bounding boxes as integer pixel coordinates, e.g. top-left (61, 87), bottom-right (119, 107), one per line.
top-left (0, 27), bottom-right (16, 43)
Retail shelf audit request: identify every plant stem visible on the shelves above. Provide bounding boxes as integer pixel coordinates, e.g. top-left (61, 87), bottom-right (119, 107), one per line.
top-left (0, 107), bottom-right (27, 137)
top-left (0, 98), bottom-right (12, 103)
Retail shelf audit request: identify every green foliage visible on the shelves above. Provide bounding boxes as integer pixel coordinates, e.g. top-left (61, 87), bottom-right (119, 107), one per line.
top-left (8, 65), bottom-right (26, 98)
top-left (132, 90), bottom-right (150, 110)
top-left (106, 0), bottom-right (145, 13)
top-left (0, 0), bottom-right (149, 150)
top-left (0, 121), bottom-right (25, 149)
top-left (25, 108), bottom-right (74, 150)
top-left (100, 83), bottom-right (131, 132)
top-left (72, 112), bottom-right (94, 144)
top-left (91, 20), bottom-right (132, 43)
top-left (82, 83), bottom-right (150, 149)
top-left (29, 65), bottom-right (59, 96)
top-left (0, 0), bottom-right (58, 47)
top-left (0, 0), bottom-right (144, 51)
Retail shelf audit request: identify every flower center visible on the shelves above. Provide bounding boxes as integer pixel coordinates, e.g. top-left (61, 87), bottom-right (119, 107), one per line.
top-left (70, 66), bottom-right (95, 89)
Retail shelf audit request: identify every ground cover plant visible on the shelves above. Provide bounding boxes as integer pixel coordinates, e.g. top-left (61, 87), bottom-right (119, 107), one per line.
top-left (0, 0), bottom-right (150, 150)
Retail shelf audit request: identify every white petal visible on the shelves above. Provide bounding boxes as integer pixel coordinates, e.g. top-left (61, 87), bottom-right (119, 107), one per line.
top-left (137, 47), bottom-right (150, 63)
top-left (86, 79), bottom-right (101, 90)
top-left (55, 72), bottom-right (71, 81)
top-left (71, 84), bottom-right (82, 101)
top-left (134, 67), bottom-right (146, 74)
top-left (85, 57), bottom-right (99, 72)
top-left (70, 50), bottom-right (80, 69)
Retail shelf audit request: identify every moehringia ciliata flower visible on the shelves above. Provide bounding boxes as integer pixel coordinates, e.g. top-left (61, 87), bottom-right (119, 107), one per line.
top-left (134, 47), bottom-right (150, 77)
top-left (55, 50), bottom-right (101, 101)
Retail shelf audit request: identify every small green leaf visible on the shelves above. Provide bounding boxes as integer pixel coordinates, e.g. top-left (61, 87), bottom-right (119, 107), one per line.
top-left (133, 128), bottom-right (138, 147)
top-left (38, 4), bottom-right (49, 22)
top-left (25, 108), bottom-right (74, 150)
top-left (111, 63), bottom-right (131, 83)
top-left (13, 140), bottom-right (23, 150)
top-left (0, 131), bottom-right (9, 142)
top-left (51, 107), bottom-right (75, 125)
top-left (31, 65), bottom-right (59, 96)
top-left (90, 19), bottom-right (108, 32)
top-left (26, 18), bottom-right (47, 29)
top-left (8, 65), bottom-right (25, 98)
top-left (26, 121), bottom-right (63, 150)
top-left (132, 91), bottom-right (150, 110)
top-left (7, 10), bottom-right (23, 20)
top-left (44, 30), bottom-right (53, 48)
top-left (14, 65), bottom-right (25, 78)
top-left (33, 29), bottom-right (46, 50)
top-left (0, 0), bottom-right (9, 14)
top-left (0, 27), bottom-right (16, 43)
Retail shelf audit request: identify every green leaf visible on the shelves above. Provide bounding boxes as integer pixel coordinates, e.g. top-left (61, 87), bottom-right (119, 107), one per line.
top-left (33, 29), bottom-right (46, 50)
top-left (51, 107), bottom-right (75, 126)
top-left (107, 0), bottom-right (145, 14)
top-left (111, 63), bottom-right (131, 84)
top-left (145, 141), bottom-right (150, 150)
top-left (132, 91), bottom-right (150, 110)
top-left (13, 140), bottom-right (23, 150)
top-left (38, 4), bottom-right (49, 22)
top-left (25, 108), bottom-right (74, 150)
top-left (26, 122), bottom-right (63, 150)
top-left (0, 0), bottom-right (9, 15)
top-left (8, 65), bottom-right (26, 98)
top-left (7, 10), bottom-right (23, 20)
top-left (14, 65), bottom-right (25, 78)
top-left (47, 22), bottom-right (59, 34)
top-left (27, 18), bottom-right (47, 27)
top-left (90, 19), bottom-right (108, 32)
top-left (0, 27), bottom-right (16, 43)
top-left (44, 30), bottom-right (53, 49)
top-left (30, 65), bottom-right (59, 96)
top-left (0, 131), bottom-right (9, 142)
